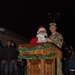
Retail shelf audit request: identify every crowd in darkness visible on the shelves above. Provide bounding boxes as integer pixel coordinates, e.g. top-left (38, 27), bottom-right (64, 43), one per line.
top-left (0, 40), bottom-right (27, 75)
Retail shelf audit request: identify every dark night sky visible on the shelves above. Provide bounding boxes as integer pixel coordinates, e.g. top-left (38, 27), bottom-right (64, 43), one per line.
top-left (0, 1), bottom-right (75, 47)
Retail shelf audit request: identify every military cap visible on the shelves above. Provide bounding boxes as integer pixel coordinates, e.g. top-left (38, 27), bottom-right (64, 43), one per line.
top-left (49, 22), bottom-right (57, 26)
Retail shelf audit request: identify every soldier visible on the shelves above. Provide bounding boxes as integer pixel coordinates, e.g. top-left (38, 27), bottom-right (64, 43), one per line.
top-left (46, 22), bottom-right (64, 75)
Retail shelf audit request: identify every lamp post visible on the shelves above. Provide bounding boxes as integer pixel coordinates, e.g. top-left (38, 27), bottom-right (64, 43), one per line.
top-left (47, 12), bottom-right (61, 23)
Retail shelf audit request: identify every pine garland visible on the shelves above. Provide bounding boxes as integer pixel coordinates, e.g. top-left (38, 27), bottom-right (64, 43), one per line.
top-left (18, 44), bottom-right (57, 59)
top-left (18, 52), bottom-right (56, 59)
top-left (18, 44), bottom-right (52, 52)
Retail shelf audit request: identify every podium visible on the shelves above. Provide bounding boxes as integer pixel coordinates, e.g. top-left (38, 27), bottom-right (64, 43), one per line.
top-left (18, 43), bottom-right (62, 75)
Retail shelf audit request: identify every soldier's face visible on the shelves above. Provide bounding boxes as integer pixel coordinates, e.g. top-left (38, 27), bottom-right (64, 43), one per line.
top-left (49, 25), bottom-right (57, 33)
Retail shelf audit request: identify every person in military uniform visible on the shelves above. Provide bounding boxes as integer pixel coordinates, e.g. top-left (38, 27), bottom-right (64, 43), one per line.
top-left (46, 22), bottom-right (64, 75)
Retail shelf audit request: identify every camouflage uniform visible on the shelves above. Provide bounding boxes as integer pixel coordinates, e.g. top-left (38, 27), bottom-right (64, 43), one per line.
top-left (49, 32), bottom-right (63, 75)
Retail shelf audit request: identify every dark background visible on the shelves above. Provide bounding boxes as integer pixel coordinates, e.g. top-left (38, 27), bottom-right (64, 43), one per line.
top-left (0, 1), bottom-right (75, 48)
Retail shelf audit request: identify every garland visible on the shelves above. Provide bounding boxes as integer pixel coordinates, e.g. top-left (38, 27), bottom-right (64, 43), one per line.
top-left (18, 44), bottom-right (57, 59)
top-left (18, 44), bottom-right (52, 52)
top-left (18, 52), bottom-right (56, 59)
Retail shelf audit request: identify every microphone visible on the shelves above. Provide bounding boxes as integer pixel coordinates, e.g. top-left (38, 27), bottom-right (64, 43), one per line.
top-left (44, 36), bottom-right (48, 38)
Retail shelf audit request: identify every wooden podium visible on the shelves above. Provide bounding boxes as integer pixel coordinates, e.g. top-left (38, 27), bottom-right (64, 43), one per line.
top-left (18, 43), bottom-right (62, 75)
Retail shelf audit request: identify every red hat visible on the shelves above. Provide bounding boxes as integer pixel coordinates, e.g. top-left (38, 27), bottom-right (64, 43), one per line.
top-left (37, 26), bottom-right (46, 33)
